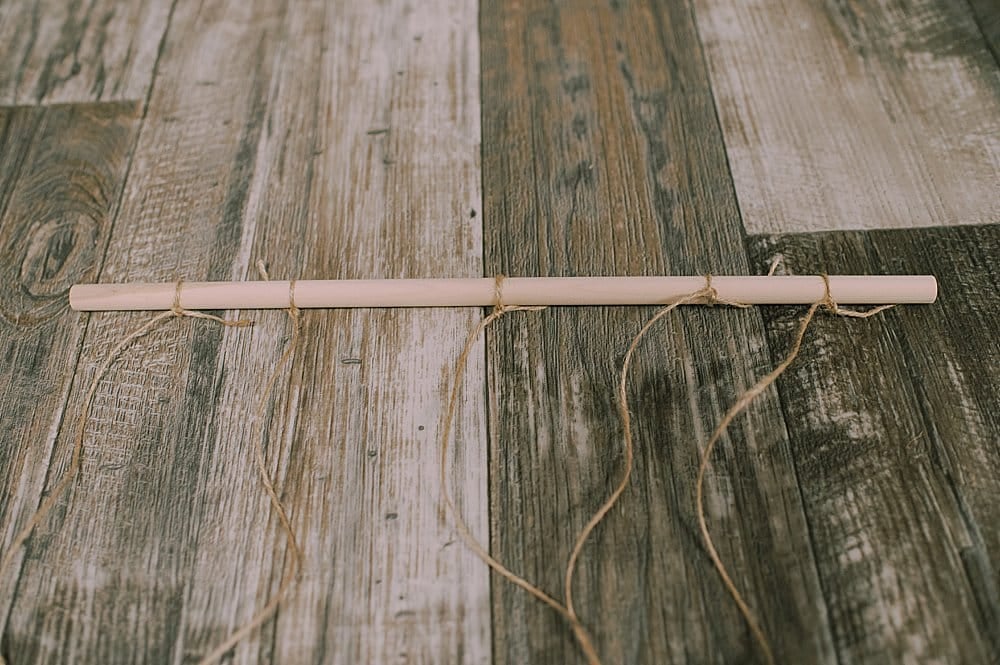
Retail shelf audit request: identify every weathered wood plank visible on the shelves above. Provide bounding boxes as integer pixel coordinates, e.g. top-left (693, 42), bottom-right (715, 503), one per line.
top-left (2, 0), bottom-right (487, 662)
top-left (184, 0), bottom-right (489, 662)
top-left (966, 0), bottom-right (999, 64)
top-left (694, 0), bottom-right (1000, 234)
top-left (746, 225), bottom-right (1000, 662)
top-left (0, 101), bottom-right (140, 659)
top-left (482, 1), bottom-right (835, 662)
top-left (1, 1), bottom-right (285, 661)
top-left (0, 0), bottom-right (172, 105)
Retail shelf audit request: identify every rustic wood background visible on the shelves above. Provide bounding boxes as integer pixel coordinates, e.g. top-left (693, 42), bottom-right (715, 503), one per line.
top-left (0, 0), bottom-right (997, 663)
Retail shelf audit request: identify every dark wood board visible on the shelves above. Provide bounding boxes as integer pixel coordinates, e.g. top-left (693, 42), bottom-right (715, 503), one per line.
top-left (746, 225), bottom-right (1000, 663)
top-left (481, 0), bottom-right (839, 662)
top-left (968, 0), bottom-right (1000, 64)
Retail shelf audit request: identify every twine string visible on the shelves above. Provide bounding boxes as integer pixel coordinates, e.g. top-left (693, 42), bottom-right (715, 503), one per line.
top-left (437, 275), bottom-right (606, 662)
top-left (445, 274), bottom-right (759, 664)
top-left (0, 280), bottom-right (251, 665)
top-left (1, 267), bottom-right (900, 665)
top-left (196, 264), bottom-right (304, 665)
top-left (563, 275), bottom-right (748, 655)
top-left (820, 273), bottom-right (895, 319)
top-left (703, 273), bottom-right (751, 309)
top-left (562, 284), bottom-right (715, 644)
top-left (693, 270), bottom-right (894, 665)
top-left (704, 273), bottom-right (720, 304)
top-left (171, 279), bottom-right (253, 328)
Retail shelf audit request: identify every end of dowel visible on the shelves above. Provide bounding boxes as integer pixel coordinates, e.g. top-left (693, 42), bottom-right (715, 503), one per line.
top-left (69, 283), bottom-right (116, 311)
top-left (912, 275), bottom-right (938, 304)
top-left (69, 284), bottom-right (84, 311)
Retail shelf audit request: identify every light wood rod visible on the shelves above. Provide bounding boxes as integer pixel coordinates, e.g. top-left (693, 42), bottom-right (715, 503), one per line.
top-left (69, 276), bottom-right (938, 311)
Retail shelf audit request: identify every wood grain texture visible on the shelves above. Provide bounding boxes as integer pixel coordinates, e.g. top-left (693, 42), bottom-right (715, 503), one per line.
top-left (0, 101), bottom-right (140, 654)
top-left (1, 0), bottom-right (997, 663)
top-left (0, 0), bottom-right (171, 105)
top-left (3, 1), bottom-right (285, 661)
top-left (195, 0), bottom-right (489, 663)
top-left (482, 1), bottom-right (838, 662)
top-left (695, 0), bottom-right (1000, 234)
top-left (746, 225), bottom-right (1000, 663)
top-left (1, 0), bottom-right (487, 662)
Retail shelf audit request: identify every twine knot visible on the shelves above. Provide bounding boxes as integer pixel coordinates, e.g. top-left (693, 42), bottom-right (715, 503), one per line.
top-left (819, 273), bottom-right (895, 319)
top-left (703, 274), bottom-right (720, 305)
top-left (701, 273), bottom-right (750, 309)
top-left (493, 274), bottom-right (508, 316)
top-left (172, 278), bottom-right (252, 327)
top-left (172, 279), bottom-right (186, 317)
top-left (819, 273), bottom-right (840, 315)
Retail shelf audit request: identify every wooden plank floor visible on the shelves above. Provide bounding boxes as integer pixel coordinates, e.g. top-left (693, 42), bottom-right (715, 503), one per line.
top-left (0, 1), bottom-right (997, 663)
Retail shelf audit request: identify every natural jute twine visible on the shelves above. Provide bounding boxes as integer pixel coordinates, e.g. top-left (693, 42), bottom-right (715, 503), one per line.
top-left (1, 261), bottom-right (895, 664)
top-left (0, 266), bottom-right (304, 665)
top-left (439, 263), bottom-right (893, 665)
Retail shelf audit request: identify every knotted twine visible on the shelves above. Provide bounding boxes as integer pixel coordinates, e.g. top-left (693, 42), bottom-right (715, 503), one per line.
top-left (0, 263), bottom-right (896, 664)
top-left (439, 264), bottom-right (894, 665)
top-left (0, 265), bottom-right (303, 665)
top-left (195, 262), bottom-right (304, 665)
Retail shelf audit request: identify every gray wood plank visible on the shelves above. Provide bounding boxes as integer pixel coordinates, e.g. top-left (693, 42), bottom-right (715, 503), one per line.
top-left (0, 0), bottom-right (172, 105)
top-left (2, 0), bottom-right (488, 662)
top-left (184, 0), bottom-right (490, 662)
top-left (0, 102), bottom-right (141, 663)
top-left (2, 1), bottom-right (285, 661)
top-left (481, 1), bottom-right (836, 662)
top-left (694, 0), bottom-right (1000, 234)
top-left (746, 225), bottom-right (1000, 663)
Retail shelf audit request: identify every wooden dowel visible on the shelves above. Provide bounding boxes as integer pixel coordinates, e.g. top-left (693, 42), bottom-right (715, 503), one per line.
top-left (68, 276), bottom-right (938, 312)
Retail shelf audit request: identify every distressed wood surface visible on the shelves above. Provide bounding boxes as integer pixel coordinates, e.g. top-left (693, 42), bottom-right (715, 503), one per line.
top-left (695, 0), bottom-right (1000, 234)
top-left (208, 1), bottom-right (489, 663)
top-left (0, 0), bottom-right (997, 663)
top-left (968, 0), bottom-right (1000, 65)
top-left (481, 1), bottom-right (838, 663)
top-left (746, 225), bottom-right (1000, 663)
top-left (0, 100), bottom-right (140, 644)
top-left (2, 1), bottom-right (287, 660)
top-left (1, 0), bottom-right (486, 662)
top-left (0, 0), bottom-right (171, 105)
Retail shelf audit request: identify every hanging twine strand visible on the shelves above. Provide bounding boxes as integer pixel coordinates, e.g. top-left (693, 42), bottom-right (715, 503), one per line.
top-left (438, 276), bottom-right (609, 663)
top-left (693, 266), bottom-right (895, 665)
top-left (196, 262), bottom-right (304, 665)
top-left (0, 281), bottom-right (250, 665)
top-left (443, 267), bottom-right (895, 665)
top-left (441, 275), bottom-right (753, 665)
top-left (563, 275), bottom-right (751, 658)
top-left (1, 264), bottom-right (900, 665)
top-left (0, 269), bottom-right (308, 665)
